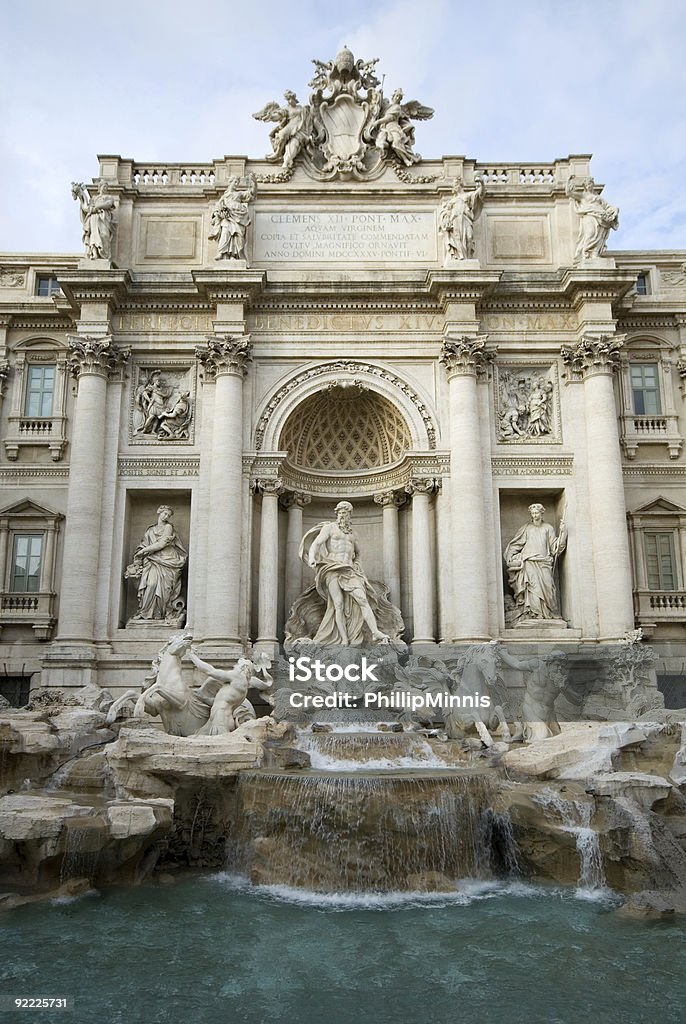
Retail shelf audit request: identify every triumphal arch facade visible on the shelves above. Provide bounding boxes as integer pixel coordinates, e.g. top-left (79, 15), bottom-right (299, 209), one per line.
top-left (0, 47), bottom-right (685, 698)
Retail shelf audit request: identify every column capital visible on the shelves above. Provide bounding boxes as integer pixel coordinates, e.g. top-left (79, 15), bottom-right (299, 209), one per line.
top-left (280, 490), bottom-right (312, 511)
top-left (373, 490), bottom-right (407, 509)
top-left (254, 477), bottom-right (285, 496)
top-left (196, 334), bottom-right (252, 380)
top-left (440, 334), bottom-right (496, 378)
top-left (405, 477), bottom-right (440, 496)
top-left (67, 335), bottom-right (130, 381)
top-left (561, 333), bottom-right (625, 379)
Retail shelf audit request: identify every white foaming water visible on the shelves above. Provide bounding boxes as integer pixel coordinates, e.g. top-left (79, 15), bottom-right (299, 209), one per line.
top-left (534, 788), bottom-right (607, 892)
top-left (296, 729), bottom-right (451, 771)
top-left (209, 871), bottom-right (552, 910)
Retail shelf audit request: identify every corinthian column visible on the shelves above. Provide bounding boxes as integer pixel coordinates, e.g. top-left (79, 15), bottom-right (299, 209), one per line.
top-left (57, 336), bottom-right (129, 641)
top-left (281, 491), bottom-right (311, 619)
top-left (440, 335), bottom-right (495, 640)
top-left (196, 335), bottom-right (252, 645)
top-left (373, 490), bottom-right (405, 607)
top-left (255, 478), bottom-right (284, 652)
top-left (405, 478), bottom-right (437, 646)
top-left (562, 334), bottom-right (634, 637)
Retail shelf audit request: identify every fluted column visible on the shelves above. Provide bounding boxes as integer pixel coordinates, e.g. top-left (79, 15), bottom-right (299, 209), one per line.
top-left (440, 335), bottom-right (495, 640)
top-left (255, 478), bottom-right (284, 650)
top-left (562, 334), bottom-right (634, 637)
top-left (57, 336), bottom-right (129, 641)
top-left (196, 335), bottom-right (252, 644)
top-left (281, 491), bottom-right (311, 619)
top-left (373, 490), bottom-right (405, 607)
top-left (405, 478), bottom-right (437, 645)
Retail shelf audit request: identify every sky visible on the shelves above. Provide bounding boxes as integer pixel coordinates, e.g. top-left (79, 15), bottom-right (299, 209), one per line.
top-left (0, 0), bottom-right (684, 254)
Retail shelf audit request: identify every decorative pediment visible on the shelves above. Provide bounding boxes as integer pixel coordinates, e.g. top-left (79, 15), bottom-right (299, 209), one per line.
top-left (0, 498), bottom-right (62, 521)
top-left (631, 496), bottom-right (686, 516)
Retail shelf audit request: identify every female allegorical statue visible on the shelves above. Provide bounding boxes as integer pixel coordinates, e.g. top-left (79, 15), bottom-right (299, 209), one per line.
top-left (71, 180), bottom-right (117, 261)
top-left (125, 505), bottom-right (188, 626)
top-left (504, 503), bottom-right (567, 623)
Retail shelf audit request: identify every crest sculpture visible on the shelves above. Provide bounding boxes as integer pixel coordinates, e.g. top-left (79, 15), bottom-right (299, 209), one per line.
top-left (253, 46), bottom-right (434, 180)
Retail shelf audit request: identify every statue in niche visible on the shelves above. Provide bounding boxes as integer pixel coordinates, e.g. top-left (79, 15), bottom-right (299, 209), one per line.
top-left (209, 173), bottom-right (257, 260)
top-left (438, 178), bottom-right (484, 260)
top-left (504, 503), bottom-right (567, 623)
top-left (71, 180), bottom-right (116, 261)
top-left (498, 370), bottom-right (555, 441)
top-left (285, 500), bottom-right (404, 647)
top-left (253, 92), bottom-right (315, 172)
top-left (566, 175), bottom-right (619, 264)
top-left (125, 505), bottom-right (188, 626)
top-left (105, 634), bottom-right (274, 737)
top-left (368, 88), bottom-right (433, 167)
top-left (133, 370), bottom-right (193, 440)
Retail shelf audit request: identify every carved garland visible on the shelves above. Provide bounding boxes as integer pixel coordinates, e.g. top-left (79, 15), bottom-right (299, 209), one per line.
top-left (254, 360), bottom-right (438, 451)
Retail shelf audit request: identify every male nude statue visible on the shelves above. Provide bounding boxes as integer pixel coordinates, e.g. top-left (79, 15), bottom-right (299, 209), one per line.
top-left (304, 500), bottom-right (389, 646)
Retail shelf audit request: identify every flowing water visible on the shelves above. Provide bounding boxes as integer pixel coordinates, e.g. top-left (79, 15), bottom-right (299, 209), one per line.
top-left (534, 788), bottom-right (607, 892)
top-left (1, 875), bottom-right (684, 1024)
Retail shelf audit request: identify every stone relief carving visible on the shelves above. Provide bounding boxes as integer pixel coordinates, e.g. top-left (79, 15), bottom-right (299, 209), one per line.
top-left (661, 263), bottom-right (686, 288)
top-left (71, 180), bottom-right (117, 261)
top-left (504, 502), bottom-right (567, 624)
top-left (496, 366), bottom-right (557, 442)
top-left (208, 173), bottom-right (256, 261)
top-left (124, 505), bottom-right (188, 627)
top-left (253, 46), bottom-right (433, 181)
top-left (438, 179), bottom-right (484, 261)
top-left (565, 176), bottom-right (618, 264)
top-left (285, 500), bottom-right (404, 647)
top-left (132, 367), bottom-right (194, 442)
top-left (0, 266), bottom-right (25, 287)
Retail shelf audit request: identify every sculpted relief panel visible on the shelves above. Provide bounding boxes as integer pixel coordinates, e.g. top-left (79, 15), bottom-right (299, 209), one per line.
top-left (131, 365), bottom-right (195, 443)
top-left (494, 364), bottom-right (560, 443)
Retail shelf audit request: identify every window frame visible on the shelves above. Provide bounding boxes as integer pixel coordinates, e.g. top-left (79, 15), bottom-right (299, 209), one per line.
top-left (10, 532), bottom-right (44, 594)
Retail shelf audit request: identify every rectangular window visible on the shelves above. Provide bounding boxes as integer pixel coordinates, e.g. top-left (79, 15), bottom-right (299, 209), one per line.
top-left (10, 534), bottom-right (43, 593)
top-left (24, 364), bottom-right (55, 417)
top-left (631, 362), bottom-right (661, 415)
top-left (636, 273), bottom-right (648, 296)
top-left (645, 532), bottom-right (677, 591)
top-left (35, 275), bottom-right (61, 297)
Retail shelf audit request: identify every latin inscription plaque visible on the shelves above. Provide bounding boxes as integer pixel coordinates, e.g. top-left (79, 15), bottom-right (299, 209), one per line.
top-left (253, 211), bottom-right (437, 262)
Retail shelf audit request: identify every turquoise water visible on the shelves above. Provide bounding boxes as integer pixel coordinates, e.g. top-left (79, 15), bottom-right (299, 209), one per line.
top-left (1, 875), bottom-right (685, 1024)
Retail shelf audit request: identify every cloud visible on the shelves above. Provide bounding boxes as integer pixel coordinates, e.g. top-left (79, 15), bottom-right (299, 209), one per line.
top-left (0, 0), bottom-right (684, 251)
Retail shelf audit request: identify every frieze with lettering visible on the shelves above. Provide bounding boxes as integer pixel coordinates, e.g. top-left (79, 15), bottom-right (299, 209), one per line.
top-left (249, 312), bottom-right (442, 332)
top-left (116, 312), bottom-right (213, 333)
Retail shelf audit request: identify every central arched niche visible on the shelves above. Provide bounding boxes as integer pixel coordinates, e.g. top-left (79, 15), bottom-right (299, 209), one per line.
top-left (278, 383), bottom-right (412, 471)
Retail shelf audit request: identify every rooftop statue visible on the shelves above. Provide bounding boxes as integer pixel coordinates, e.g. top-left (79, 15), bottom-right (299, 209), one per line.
top-left (208, 173), bottom-right (257, 261)
top-left (71, 180), bottom-right (117, 261)
top-left (253, 46), bottom-right (433, 180)
top-left (566, 175), bottom-right (619, 263)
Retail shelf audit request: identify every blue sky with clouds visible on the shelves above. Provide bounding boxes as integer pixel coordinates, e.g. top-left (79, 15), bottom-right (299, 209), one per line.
top-left (1, 0), bottom-right (684, 253)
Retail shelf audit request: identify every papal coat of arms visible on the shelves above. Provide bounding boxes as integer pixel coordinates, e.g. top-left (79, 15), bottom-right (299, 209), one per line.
top-left (253, 46), bottom-right (434, 180)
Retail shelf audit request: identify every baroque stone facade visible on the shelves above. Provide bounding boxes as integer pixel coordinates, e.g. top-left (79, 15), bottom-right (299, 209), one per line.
top-left (0, 49), bottom-right (685, 694)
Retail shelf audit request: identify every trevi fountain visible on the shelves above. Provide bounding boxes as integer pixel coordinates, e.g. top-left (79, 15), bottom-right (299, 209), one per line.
top-left (1, 44), bottom-right (685, 1024)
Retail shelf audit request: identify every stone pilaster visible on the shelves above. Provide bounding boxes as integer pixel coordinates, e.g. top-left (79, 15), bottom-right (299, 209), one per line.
top-left (405, 478), bottom-right (438, 646)
top-left (373, 490), bottom-right (406, 608)
top-left (281, 491), bottom-right (312, 621)
top-left (254, 477), bottom-right (284, 652)
top-left (562, 333), bottom-right (635, 637)
top-left (195, 335), bottom-right (252, 645)
top-left (439, 334), bottom-right (495, 640)
top-left (56, 336), bottom-right (130, 643)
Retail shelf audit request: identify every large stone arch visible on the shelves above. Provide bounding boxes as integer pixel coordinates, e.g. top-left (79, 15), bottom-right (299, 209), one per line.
top-left (253, 359), bottom-right (440, 455)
